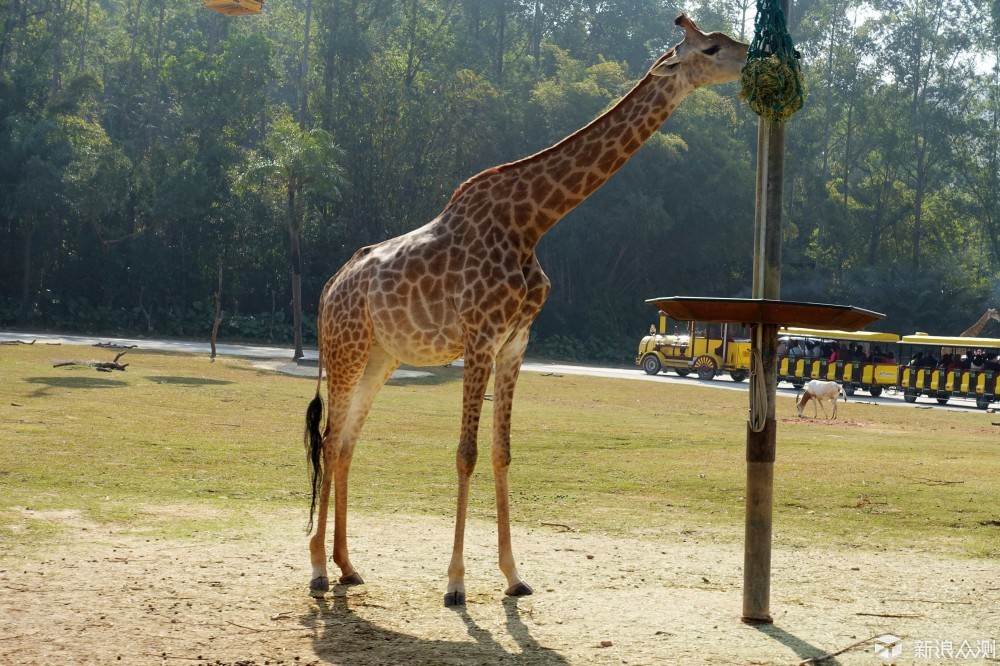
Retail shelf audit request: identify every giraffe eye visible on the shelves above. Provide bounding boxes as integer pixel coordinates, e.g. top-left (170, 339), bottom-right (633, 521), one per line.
top-left (702, 45), bottom-right (721, 55)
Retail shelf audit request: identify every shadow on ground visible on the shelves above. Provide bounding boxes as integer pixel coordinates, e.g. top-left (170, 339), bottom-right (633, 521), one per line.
top-left (25, 376), bottom-right (127, 396)
top-left (146, 375), bottom-right (233, 386)
top-left (753, 624), bottom-right (843, 665)
top-left (304, 591), bottom-right (568, 665)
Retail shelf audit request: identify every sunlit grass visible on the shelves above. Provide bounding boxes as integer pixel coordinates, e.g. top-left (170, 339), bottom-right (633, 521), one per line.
top-left (1, 344), bottom-right (997, 559)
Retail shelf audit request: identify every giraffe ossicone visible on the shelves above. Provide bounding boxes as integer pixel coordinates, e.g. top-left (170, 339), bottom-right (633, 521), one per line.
top-left (304, 14), bottom-right (748, 606)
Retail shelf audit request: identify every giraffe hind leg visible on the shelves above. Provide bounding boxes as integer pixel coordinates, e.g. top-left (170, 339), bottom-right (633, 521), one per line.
top-left (308, 343), bottom-right (371, 596)
top-left (329, 347), bottom-right (399, 589)
top-left (304, 395), bottom-right (329, 595)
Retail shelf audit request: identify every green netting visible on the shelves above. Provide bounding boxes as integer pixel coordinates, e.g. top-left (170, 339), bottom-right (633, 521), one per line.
top-left (739, 0), bottom-right (805, 123)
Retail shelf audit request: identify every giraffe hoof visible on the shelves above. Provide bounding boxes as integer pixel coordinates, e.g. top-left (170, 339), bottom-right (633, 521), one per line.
top-left (443, 591), bottom-right (466, 607)
top-left (505, 582), bottom-right (533, 597)
top-left (309, 576), bottom-right (330, 597)
top-left (338, 572), bottom-right (364, 586)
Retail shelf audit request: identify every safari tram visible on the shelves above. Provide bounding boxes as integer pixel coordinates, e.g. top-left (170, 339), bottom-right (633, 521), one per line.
top-left (776, 327), bottom-right (901, 396)
top-left (775, 328), bottom-right (1000, 409)
top-left (636, 311), bottom-right (752, 382)
top-left (637, 316), bottom-right (1000, 409)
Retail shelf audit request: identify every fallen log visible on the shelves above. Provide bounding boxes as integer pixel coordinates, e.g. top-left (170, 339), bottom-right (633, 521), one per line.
top-left (53, 351), bottom-right (129, 372)
top-left (93, 342), bottom-right (138, 350)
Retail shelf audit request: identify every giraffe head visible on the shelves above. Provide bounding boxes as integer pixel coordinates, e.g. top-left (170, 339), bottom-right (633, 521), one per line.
top-left (990, 308), bottom-right (1000, 321)
top-left (650, 14), bottom-right (749, 88)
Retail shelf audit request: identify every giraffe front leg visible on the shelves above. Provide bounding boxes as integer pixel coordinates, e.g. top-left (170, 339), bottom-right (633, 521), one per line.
top-left (493, 331), bottom-right (532, 598)
top-left (445, 443), bottom-right (474, 607)
top-left (445, 351), bottom-right (492, 607)
top-left (495, 458), bottom-right (532, 597)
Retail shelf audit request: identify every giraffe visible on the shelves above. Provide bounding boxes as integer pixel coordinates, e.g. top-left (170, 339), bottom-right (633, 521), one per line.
top-left (304, 14), bottom-right (749, 606)
top-left (960, 309), bottom-right (1000, 338)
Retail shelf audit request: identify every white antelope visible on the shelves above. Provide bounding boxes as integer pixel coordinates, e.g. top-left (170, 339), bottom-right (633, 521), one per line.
top-left (795, 380), bottom-right (847, 419)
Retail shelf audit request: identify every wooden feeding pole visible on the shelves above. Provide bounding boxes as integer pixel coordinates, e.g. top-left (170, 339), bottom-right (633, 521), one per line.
top-left (742, 0), bottom-right (793, 625)
top-left (742, 111), bottom-right (783, 626)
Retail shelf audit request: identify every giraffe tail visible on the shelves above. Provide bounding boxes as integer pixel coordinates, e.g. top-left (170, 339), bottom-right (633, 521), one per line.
top-left (304, 356), bottom-right (325, 534)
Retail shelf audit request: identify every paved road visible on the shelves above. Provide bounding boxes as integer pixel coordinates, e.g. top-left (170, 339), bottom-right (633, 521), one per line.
top-left (0, 329), bottom-right (710, 381)
top-left (1, 330), bottom-right (988, 412)
top-left (0, 329), bottom-right (750, 388)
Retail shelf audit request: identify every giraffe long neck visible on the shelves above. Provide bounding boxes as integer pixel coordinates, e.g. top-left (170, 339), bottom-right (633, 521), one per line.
top-left (962, 312), bottom-right (991, 337)
top-left (450, 68), bottom-right (694, 248)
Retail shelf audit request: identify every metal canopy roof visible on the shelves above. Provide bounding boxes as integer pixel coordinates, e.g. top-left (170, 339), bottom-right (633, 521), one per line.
top-left (645, 297), bottom-right (884, 331)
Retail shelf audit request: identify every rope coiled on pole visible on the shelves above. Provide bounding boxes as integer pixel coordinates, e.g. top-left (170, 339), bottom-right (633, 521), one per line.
top-left (748, 347), bottom-right (768, 432)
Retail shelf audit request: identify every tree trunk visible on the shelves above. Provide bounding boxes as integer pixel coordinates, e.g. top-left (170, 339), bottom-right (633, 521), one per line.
top-left (288, 189), bottom-right (304, 360)
top-left (494, 0), bottom-right (505, 85)
top-left (0, 0), bottom-right (20, 73)
top-left (404, 0), bottom-right (419, 89)
top-left (18, 217), bottom-right (34, 327)
top-left (124, 0), bottom-right (143, 95)
top-left (152, 0), bottom-right (165, 78)
top-left (78, 0), bottom-right (92, 70)
top-left (990, 54), bottom-right (1000, 259)
top-left (530, 0), bottom-right (541, 68)
top-left (841, 60), bottom-right (857, 215)
top-left (210, 261), bottom-right (224, 360)
top-left (818, 23), bottom-right (836, 243)
top-left (911, 141), bottom-right (925, 268)
top-left (50, 21), bottom-right (63, 99)
top-left (299, 0), bottom-right (313, 127)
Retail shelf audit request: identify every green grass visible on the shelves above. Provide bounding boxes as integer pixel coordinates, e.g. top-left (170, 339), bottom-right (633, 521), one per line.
top-left (1, 345), bottom-right (998, 558)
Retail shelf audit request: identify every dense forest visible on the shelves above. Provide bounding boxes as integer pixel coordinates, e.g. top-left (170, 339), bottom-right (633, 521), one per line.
top-left (2, 0), bottom-right (1000, 362)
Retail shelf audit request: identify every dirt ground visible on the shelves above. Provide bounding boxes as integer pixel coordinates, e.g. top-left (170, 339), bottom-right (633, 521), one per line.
top-left (1, 508), bottom-right (997, 666)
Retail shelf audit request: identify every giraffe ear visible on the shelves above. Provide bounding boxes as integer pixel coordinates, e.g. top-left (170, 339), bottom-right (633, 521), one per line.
top-left (650, 56), bottom-right (681, 77)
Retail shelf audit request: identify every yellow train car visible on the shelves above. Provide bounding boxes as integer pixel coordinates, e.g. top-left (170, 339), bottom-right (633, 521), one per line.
top-left (777, 327), bottom-right (901, 397)
top-left (637, 312), bottom-right (751, 381)
top-left (898, 333), bottom-right (1000, 409)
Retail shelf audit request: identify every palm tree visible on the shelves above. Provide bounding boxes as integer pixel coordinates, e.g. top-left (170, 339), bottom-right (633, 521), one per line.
top-left (242, 114), bottom-right (346, 359)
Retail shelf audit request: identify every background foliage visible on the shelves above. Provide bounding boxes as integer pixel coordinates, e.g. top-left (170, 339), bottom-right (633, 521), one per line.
top-left (3, 0), bottom-right (1000, 361)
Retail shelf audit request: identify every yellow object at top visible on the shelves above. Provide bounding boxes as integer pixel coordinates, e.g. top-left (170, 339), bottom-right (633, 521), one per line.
top-left (203, 0), bottom-right (262, 16)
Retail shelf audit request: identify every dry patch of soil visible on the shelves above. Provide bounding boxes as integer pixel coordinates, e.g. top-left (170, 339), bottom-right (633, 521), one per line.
top-left (1, 509), bottom-right (996, 665)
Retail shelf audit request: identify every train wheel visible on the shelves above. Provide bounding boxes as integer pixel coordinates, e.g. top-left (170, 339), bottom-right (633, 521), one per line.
top-left (869, 386), bottom-right (883, 397)
top-left (693, 355), bottom-right (717, 381)
top-left (936, 397), bottom-right (949, 405)
top-left (641, 354), bottom-right (662, 375)
top-left (844, 385), bottom-right (856, 396)
top-left (903, 390), bottom-right (918, 403)
top-left (729, 370), bottom-right (748, 383)
top-left (675, 368), bottom-right (690, 377)
top-left (976, 395), bottom-right (991, 410)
